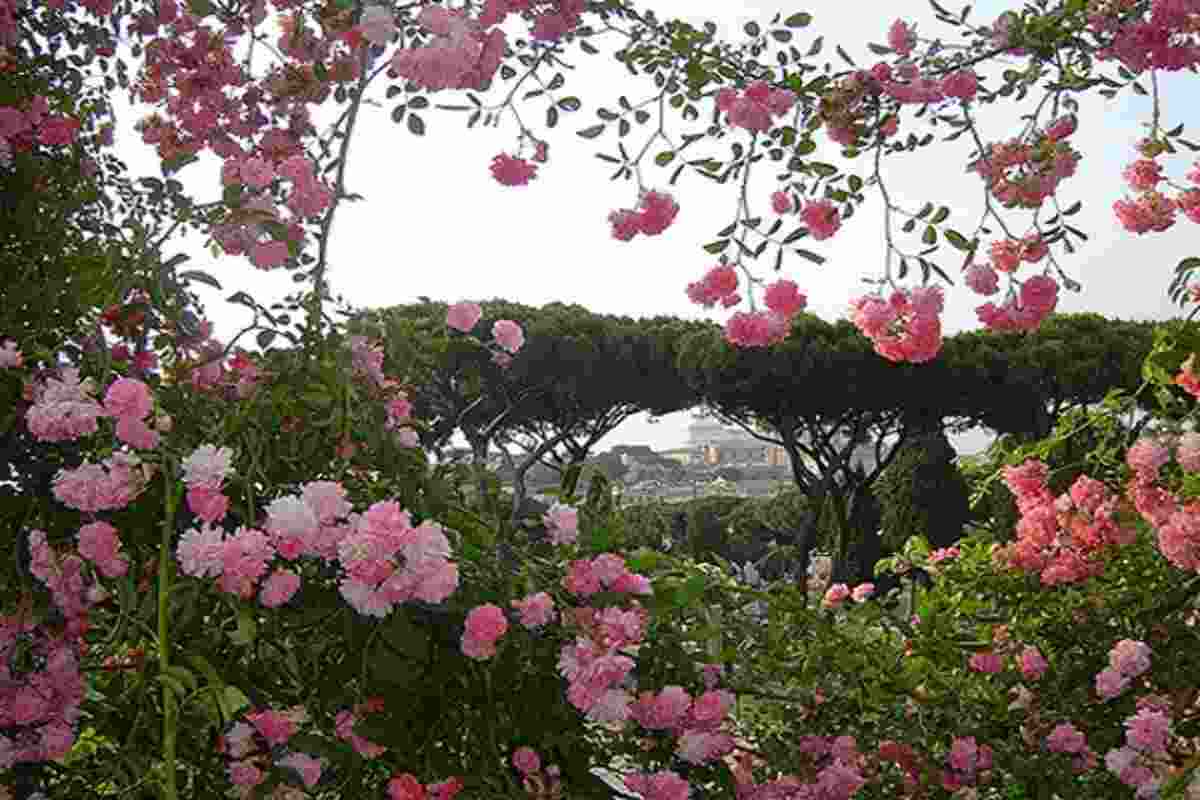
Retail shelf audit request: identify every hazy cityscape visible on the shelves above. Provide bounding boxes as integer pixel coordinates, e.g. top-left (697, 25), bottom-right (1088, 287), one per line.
top-left (444, 412), bottom-right (890, 505)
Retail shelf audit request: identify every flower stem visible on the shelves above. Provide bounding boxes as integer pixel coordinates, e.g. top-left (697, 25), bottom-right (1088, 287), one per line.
top-left (159, 460), bottom-right (178, 800)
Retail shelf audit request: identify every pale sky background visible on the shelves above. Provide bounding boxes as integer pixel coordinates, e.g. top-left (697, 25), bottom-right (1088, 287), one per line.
top-left (108, 0), bottom-right (1199, 457)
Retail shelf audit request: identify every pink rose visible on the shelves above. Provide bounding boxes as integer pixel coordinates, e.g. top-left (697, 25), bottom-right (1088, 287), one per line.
top-left (822, 583), bottom-right (850, 608)
top-left (512, 746), bottom-right (541, 775)
top-left (446, 301), bottom-right (482, 333)
top-left (492, 319), bottom-right (525, 353)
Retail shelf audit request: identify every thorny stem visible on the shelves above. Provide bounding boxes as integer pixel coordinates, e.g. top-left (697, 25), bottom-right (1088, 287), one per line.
top-left (732, 134), bottom-right (759, 311)
top-left (486, 47), bottom-right (553, 117)
top-left (872, 130), bottom-right (898, 285)
top-left (961, 104), bottom-right (1018, 242)
top-left (309, 45), bottom-right (374, 342)
top-left (1150, 68), bottom-right (1161, 139)
top-left (158, 461), bottom-right (179, 800)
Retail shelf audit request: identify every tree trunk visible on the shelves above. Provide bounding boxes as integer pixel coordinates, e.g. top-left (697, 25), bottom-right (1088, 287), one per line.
top-left (508, 461), bottom-right (528, 529)
top-left (829, 480), bottom-right (883, 585)
top-left (559, 460), bottom-right (584, 504)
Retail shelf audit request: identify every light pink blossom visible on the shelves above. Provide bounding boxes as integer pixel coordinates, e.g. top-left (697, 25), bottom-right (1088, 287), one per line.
top-left (446, 301), bottom-right (482, 332)
top-left (492, 319), bottom-right (525, 353)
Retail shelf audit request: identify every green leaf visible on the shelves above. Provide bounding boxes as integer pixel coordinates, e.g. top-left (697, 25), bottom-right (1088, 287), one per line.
top-left (226, 291), bottom-right (256, 308)
top-left (681, 574), bottom-right (708, 604)
top-left (782, 227), bottom-right (807, 244)
top-left (944, 229), bottom-right (971, 251)
top-left (155, 673), bottom-right (189, 700)
top-left (557, 96), bottom-right (582, 112)
top-left (178, 270), bottom-right (222, 290)
top-left (1178, 257), bottom-right (1200, 273)
top-left (703, 240), bottom-right (730, 254)
top-left (626, 548), bottom-right (663, 574)
top-left (187, 655), bottom-right (223, 688)
top-left (784, 12), bottom-right (812, 27)
top-left (163, 665), bottom-right (199, 695)
top-left (922, 225), bottom-right (937, 245)
top-left (655, 151), bottom-right (676, 166)
top-left (930, 206), bottom-right (950, 224)
top-left (230, 606), bottom-right (257, 646)
top-left (920, 258), bottom-right (955, 285)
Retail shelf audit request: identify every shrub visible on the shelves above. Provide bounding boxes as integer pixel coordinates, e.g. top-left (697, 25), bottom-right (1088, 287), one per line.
top-left (874, 430), bottom-right (971, 554)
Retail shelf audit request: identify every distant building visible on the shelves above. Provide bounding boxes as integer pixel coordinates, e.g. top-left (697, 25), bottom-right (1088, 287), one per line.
top-left (686, 413), bottom-right (792, 469)
top-left (660, 447), bottom-right (697, 465)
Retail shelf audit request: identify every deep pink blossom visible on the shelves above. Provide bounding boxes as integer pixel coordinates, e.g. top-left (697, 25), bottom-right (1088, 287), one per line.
top-left (187, 486), bottom-right (229, 524)
top-left (941, 70), bottom-right (979, 100)
top-left (888, 19), bottom-right (917, 56)
top-left (724, 310), bottom-right (790, 348)
top-left (1046, 723), bottom-right (1088, 754)
top-left (800, 198), bottom-right (841, 240)
top-left (965, 263), bottom-right (1000, 295)
top-left (608, 208), bottom-right (641, 241)
top-left (1124, 158), bottom-right (1164, 191)
top-left (462, 603), bottom-right (508, 659)
top-left (969, 651), bottom-right (1003, 674)
top-left (512, 746), bottom-right (541, 775)
top-left (763, 279), bottom-right (807, 318)
top-left (822, 583), bottom-right (850, 608)
top-left (637, 190), bottom-right (679, 236)
top-left (259, 569), bottom-right (301, 608)
top-left (623, 770), bottom-right (690, 800)
top-left (1020, 646), bottom-right (1048, 680)
top-left (512, 592), bottom-right (556, 628)
top-left (490, 153), bottom-right (537, 186)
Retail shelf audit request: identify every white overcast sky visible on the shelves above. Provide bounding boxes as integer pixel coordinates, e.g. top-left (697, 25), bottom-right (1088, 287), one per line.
top-left (109, 0), bottom-right (1199, 456)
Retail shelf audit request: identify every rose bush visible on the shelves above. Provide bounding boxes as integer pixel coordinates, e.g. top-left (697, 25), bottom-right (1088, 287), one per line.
top-left (7, 0), bottom-right (1200, 798)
